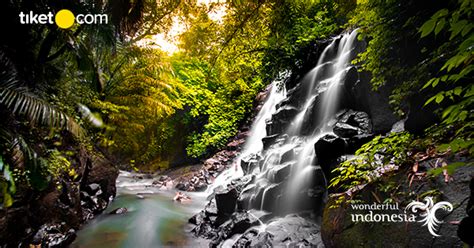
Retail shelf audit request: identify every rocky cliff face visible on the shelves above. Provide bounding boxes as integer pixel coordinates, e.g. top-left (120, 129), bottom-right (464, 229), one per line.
top-left (0, 145), bottom-right (118, 247)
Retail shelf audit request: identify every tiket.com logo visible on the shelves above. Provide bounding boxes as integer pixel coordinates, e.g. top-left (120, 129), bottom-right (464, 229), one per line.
top-left (405, 197), bottom-right (453, 237)
top-left (19, 10), bottom-right (108, 29)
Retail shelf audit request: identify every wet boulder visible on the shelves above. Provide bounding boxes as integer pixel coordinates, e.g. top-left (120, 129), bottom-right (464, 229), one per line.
top-left (81, 182), bottom-right (108, 215)
top-left (229, 175), bottom-right (255, 192)
top-left (240, 155), bottom-right (259, 174)
top-left (215, 187), bottom-right (239, 216)
top-left (335, 110), bottom-right (372, 137)
top-left (232, 228), bottom-right (259, 247)
top-left (234, 215), bottom-right (324, 247)
top-left (108, 207), bottom-right (128, 215)
top-left (210, 211), bottom-right (260, 247)
top-left (333, 123), bottom-right (359, 138)
top-left (84, 155), bottom-right (118, 202)
top-left (175, 181), bottom-right (189, 191)
top-left (280, 149), bottom-right (295, 164)
top-left (85, 183), bottom-right (101, 195)
top-left (272, 106), bottom-right (299, 123)
top-left (279, 83), bottom-right (304, 109)
top-left (194, 182), bottom-right (208, 192)
top-left (152, 175), bottom-right (173, 188)
top-left (348, 111), bottom-right (372, 132)
top-left (348, 72), bottom-right (399, 133)
top-left (189, 211), bottom-right (205, 226)
top-left (314, 134), bottom-right (346, 164)
top-left (204, 200), bottom-right (219, 217)
top-left (189, 200), bottom-right (218, 231)
top-left (258, 183), bottom-right (282, 212)
top-left (191, 222), bottom-right (217, 240)
top-left (342, 66), bottom-right (359, 91)
top-left (31, 223), bottom-right (76, 248)
top-left (261, 134), bottom-right (280, 150)
top-left (271, 162), bottom-right (293, 183)
top-left (237, 184), bottom-right (257, 210)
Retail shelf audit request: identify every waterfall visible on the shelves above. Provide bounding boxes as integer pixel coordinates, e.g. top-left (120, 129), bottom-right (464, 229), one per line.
top-left (285, 30), bottom-right (359, 211)
top-left (318, 30), bottom-right (358, 129)
top-left (241, 75), bottom-right (288, 157)
top-left (240, 29), bottom-right (360, 213)
top-left (208, 29), bottom-right (361, 215)
top-left (205, 76), bottom-right (287, 194)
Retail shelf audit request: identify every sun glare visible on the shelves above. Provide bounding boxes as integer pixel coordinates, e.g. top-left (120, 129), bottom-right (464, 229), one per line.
top-left (139, 0), bottom-right (227, 55)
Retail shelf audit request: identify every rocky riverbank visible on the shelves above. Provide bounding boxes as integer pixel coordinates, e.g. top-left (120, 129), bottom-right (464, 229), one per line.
top-left (0, 145), bottom-right (118, 247)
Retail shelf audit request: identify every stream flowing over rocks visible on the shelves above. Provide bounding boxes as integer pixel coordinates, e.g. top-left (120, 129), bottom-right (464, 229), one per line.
top-left (71, 171), bottom-right (211, 247)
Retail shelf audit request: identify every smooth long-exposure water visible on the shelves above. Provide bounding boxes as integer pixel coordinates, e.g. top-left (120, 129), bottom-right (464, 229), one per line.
top-left (72, 171), bottom-right (209, 248)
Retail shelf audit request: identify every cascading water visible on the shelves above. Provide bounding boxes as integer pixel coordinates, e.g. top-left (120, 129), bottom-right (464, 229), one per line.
top-left (241, 77), bottom-right (287, 157)
top-left (190, 29), bottom-right (364, 247)
top-left (318, 31), bottom-right (358, 128)
top-left (232, 29), bottom-right (361, 214)
top-left (205, 75), bottom-right (287, 194)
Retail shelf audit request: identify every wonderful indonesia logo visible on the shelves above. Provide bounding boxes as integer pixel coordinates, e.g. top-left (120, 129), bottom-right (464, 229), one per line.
top-left (18, 9), bottom-right (108, 29)
top-left (351, 197), bottom-right (453, 237)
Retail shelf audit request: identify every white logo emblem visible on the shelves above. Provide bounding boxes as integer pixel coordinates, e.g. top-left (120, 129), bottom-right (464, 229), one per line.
top-left (405, 197), bottom-right (453, 237)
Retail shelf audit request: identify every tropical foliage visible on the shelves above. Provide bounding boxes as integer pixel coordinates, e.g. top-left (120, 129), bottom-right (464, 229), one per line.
top-left (329, 132), bottom-right (413, 191)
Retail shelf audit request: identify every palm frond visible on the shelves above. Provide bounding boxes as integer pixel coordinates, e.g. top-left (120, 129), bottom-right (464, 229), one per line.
top-left (0, 87), bottom-right (84, 137)
top-left (0, 52), bottom-right (84, 137)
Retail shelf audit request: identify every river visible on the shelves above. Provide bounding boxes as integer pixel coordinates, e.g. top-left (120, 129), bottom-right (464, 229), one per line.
top-left (71, 171), bottom-right (209, 248)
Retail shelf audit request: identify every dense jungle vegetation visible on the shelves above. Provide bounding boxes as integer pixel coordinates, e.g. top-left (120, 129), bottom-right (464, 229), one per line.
top-left (0, 0), bottom-right (472, 210)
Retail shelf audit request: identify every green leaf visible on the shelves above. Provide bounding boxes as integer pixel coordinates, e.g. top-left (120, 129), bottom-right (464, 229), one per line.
top-left (441, 105), bottom-right (457, 119)
top-left (432, 9), bottom-right (449, 19)
top-left (1, 181), bottom-right (14, 208)
top-left (435, 94), bottom-right (445, 103)
top-left (422, 78), bottom-right (440, 90)
top-left (459, 35), bottom-right (474, 51)
top-left (420, 19), bottom-right (436, 38)
top-left (441, 55), bottom-right (466, 72)
top-left (458, 110), bottom-right (468, 121)
top-left (450, 20), bottom-right (468, 40)
top-left (435, 18), bottom-right (446, 35)
top-left (453, 87), bottom-right (463, 96)
top-left (461, 23), bottom-right (473, 36)
top-left (3, 192), bottom-right (13, 208)
top-left (458, 65), bottom-right (474, 79)
top-left (465, 85), bottom-right (474, 97)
